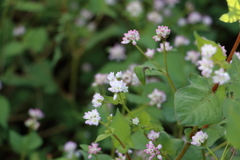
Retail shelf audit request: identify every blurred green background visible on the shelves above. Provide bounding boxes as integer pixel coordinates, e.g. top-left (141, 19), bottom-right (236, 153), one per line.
top-left (0, 0), bottom-right (239, 159)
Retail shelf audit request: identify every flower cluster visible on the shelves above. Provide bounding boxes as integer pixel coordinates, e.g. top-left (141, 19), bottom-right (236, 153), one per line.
top-left (108, 72), bottom-right (128, 100)
top-left (24, 108), bottom-right (44, 130)
top-left (153, 26), bottom-right (171, 41)
top-left (83, 109), bottom-right (101, 126)
top-left (148, 89), bottom-right (167, 108)
top-left (88, 143), bottom-right (101, 159)
top-left (108, 43), bottom-right (126, 61)
top-left (147, 11), bottom-right (163, 24)
top-left (147, 130), bottom-right (160, 141)
top-left (92, 93), bottom-right (104, 108)
top-left (197, 44), bottom-right (230, 85)
top-left (145, 49), bottom-right (155, 58)
top-left (92, 73), bottom-right (108, 86)
top-left (63, 141), bottom-right (81, 159)
top-left (13, 25), bottom-right (26, 37)
top-left (144, 141), bottom-right (162, 160)
top-left (115, 150), bottom-right (126, 160)
top-left (126, 1), bottom-right (143, 17)
top-left (121, 30), bottom-right (140, 45)
top-left (174, 35), bottom-right (190, 47)
top-left (132, 117), bottom-right (140, 125)
top-left (191, 131), bottom-right (208, 146)
top-left (185, 50), bottom-right (200, 65)
top-left (156, 42), bottom-right (173, 52)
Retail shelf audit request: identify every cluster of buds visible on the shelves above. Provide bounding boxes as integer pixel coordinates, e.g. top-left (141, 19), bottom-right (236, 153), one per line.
top-left (24, 108), bottom-right (44, 130)
top-left (152, 26), bottom-right (171, 42)
top-left (88, 143), bottom-right (101, 159)
top-left (63, 141), bottom-right (81, 159)
top-left (144, 141), bottom-right (162, 160)
top-left (191, 131), bottom-right (208, 146)
top-left (121, 30), bottom-right (140, 45)
top-left (197, 44), bottom-right (230, 85)
top-left (107, 72), bottom-right (128, 100)
top-left (148, 89), bottom-right (167, 108)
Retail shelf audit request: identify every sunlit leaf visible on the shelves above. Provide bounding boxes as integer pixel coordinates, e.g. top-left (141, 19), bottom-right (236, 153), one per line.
top-left (219, 0), bottom-right (240, 23)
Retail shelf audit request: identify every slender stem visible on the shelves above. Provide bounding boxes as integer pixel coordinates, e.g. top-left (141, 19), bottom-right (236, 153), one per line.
top-left (202, 149), bottom-right (206, 160)
top-left (212, 32), bottom-right (240, 92)
top-left (178, 125), bottom-right (183, 138)
top-left (205, 141), bottom-right (228, 156)
top-left (135, 45), bottom-right (163, 70)
top-left (119, 94), bottom-right (134, 118)
top-left (112, 135), bottom-right (132, 160)
top-left (163, 41), bottom-right (177, 92)
top-left (206, 147), bottom-right (218, 160)
top-left (175, 126), bottom-right (198, 160)
top-left (135, 45), bottom-right (176, 92)
top-left (220, 142), bottom-right (229, 160)
top-left (230, 149), bottom-right (236, 160)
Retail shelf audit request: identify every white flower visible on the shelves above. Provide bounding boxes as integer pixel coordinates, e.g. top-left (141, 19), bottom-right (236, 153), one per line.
top-left (108, 44), bottom-right (126, 61)
top-left (93, 73), bottom-right (108, 85)
top-left (24, 118), bottom-right (40, 130)
top-left (13, 25), bottom-right (26, 36)
top-left (185, 50), bottom-right (200, 65)
top-left (201, 44), bottom-right (217, 58)
top-left (88, 143), bottom-right (101, 159)
top-left (191, 131), bottom-right (208, 146)
top-left (153, 0), bottom-right (165, 11)
top-left (107, 72), bottom-right (116, 82)
top-left (202, 15), bottom-right (212, 26)
top-left (174, 35), bottom-right (190, 47)
top-left (156, 42), bottom-right (173, 52)
top-left (80, 9), bottom-right (93, 20)
top-left (147, 11), bottom-right (163, 24)
top-left (148, 89), bottom-right (167, 108)
top-left (108, 80), bottom-right (128, 94)
top-left (92, 93), bottom-right (104, 108)
top-left (153, 26), bottom-right (171, 41)
top-left (64, 141), bottom-right (77, 152)
top-left (145, 49), bottom-right (155, 58)
top-left (132, 117), bottom-right (139, 125)
top-left (121, 30), bottom-right (140, 45)
top-left (178, 18), bottom-right (187, 26)
top-left (147, 130), bottom-right (160, 141)
top-left (198, 58), bottom-right (214, 77)
top-left (219, 44), bottom-right (227, 56)
top-left (105, 0), bottom-right (117, 5)
top-left (83, 109), bottom-right (101, 126)
top-left (187, 11), bottom-right (202, 24)
top-left (212, 68), bottom-right (230, 85)
top-left (126, 1), bottom-right (143, 17)
top-left (28, 108), bottom-right (45, 119)
top-left (116, 71), bottom-right (123, 79)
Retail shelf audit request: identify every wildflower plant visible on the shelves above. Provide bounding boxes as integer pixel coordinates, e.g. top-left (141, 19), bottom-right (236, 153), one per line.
top-left (1, 0), bottom-right (240, 160)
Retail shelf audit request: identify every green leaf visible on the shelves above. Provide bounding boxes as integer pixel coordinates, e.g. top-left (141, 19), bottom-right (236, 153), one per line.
top-left (127, 93), bottom-right (149, 104)
top-left (175, 74), bottom-right (225, 126)
top-left (158, 131), bottom-right (183, 156)
top-left (103, 95), bottom-right (119, 105)
top-left (14, 2), bottom-right (44, 12)
top-left (10, 131), bottom-right (42, 154)
top-left (131, 131), bottom-right (148, 150)
top-left (219, 0), bottom-right (240, 23)
top-left (80, 144), bottom-right (89, 151)
top-left (184, 128), bottom-right (193, 142)
top-left (3, 41), bottom-right (26, 57)
top-left (95, 134), bottom-right (111, 143)
top-left (0, 96), bottom-right (10, 128)
top-left (109, 109), bottom-right (133, 153)
top-left (23, 28), bottom-right (48, 53)
top-left (226, 54), bottom-right (240, 99)
top-left (134, 66), bottom-right (147, 86)
top-left (203, 124), bottom-right (225, 147)
top-left (224, 99), bottom-right (240, 149)
top-left (194, 31), bottom-right (226, 61)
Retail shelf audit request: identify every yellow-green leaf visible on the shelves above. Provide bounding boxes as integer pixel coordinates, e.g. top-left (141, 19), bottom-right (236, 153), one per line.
top-left (219, 0), bottom-right (240, 23)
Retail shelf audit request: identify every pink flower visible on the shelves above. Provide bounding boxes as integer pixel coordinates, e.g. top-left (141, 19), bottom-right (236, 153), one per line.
top-left (121, 30), bottom-right (140, 45)
top-left (64, 141), bottom-right (77, 152)
top-left (92, 93), bottom-right (104, 108)
top-left (148, 89), bottom-right (167, 108)
top-left (144, 141), bottom-right (162, 160)
top-left (152, 26), bottom-right (171, 41)
top-left (28, 108), bottom-right (45, 119)
top-left (88, 143), bottom-right (101, 159)
top-left (191, 131), bottom-right (208, 146)
top-left (83, 109), bottom-right (101, 126)
top-left (148, 130), bottom-right (160, 141)
top-left (156, 42), bottom-right (173, 52)
top-left (145, 49), bottom-right (155, 58)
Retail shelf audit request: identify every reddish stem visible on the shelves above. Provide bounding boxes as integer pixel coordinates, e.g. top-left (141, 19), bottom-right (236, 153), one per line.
top-left (212, 32), bottom-right (240, 92)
